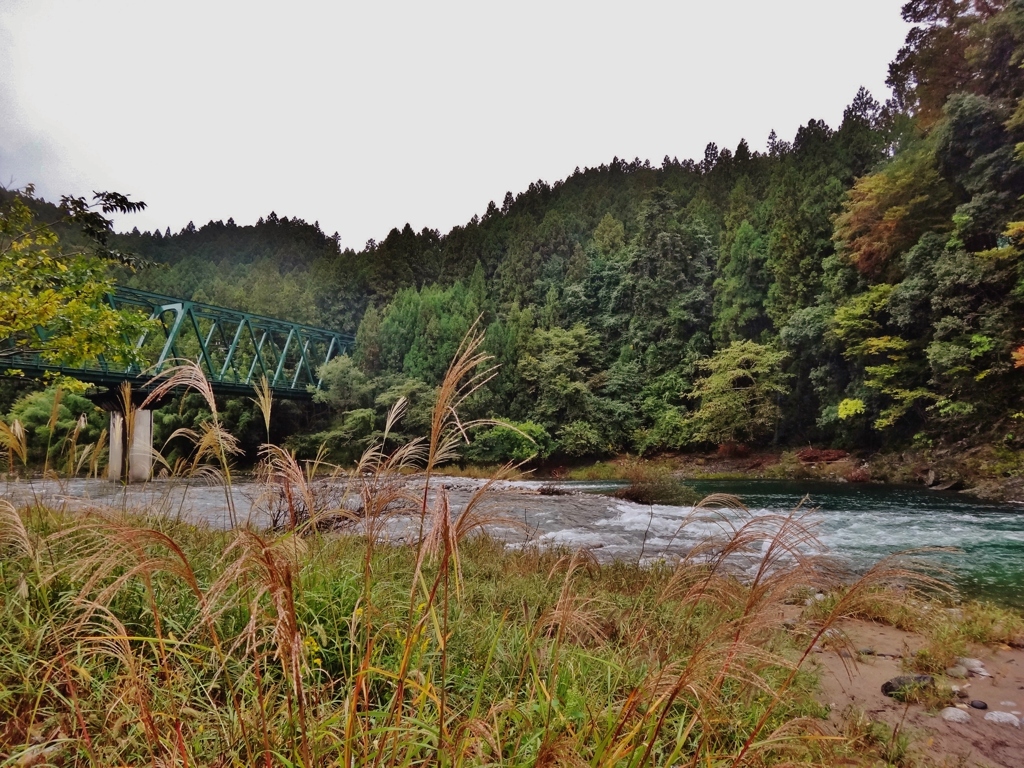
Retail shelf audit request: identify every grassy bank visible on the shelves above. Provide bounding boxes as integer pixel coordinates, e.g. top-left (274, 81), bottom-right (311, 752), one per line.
top-left (529, 445), bottom-right (1024, 504)
top-left (4, 497), bottom-right (998, 767)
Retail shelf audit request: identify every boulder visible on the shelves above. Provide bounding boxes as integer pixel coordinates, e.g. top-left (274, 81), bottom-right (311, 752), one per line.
top-left (958, 657), bottom-right (984, 670)
top-left (983, 711), bottom-right (1021, 727)
top-left (881, 675), bottom-right (935, 701)
top-left (940, 707), bottom-right (971, 724)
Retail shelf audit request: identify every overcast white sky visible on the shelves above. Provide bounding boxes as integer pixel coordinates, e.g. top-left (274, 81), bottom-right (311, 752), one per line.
top-left (0, 1), bottom-right (910, 249)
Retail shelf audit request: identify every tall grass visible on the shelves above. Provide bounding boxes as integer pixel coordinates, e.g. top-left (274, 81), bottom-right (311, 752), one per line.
top-left (0, 502), bottom-right (948, 766)
top-left (0, 418), bottom-right (27, 474)
top-left (0, 329), bottom-right (965, 766)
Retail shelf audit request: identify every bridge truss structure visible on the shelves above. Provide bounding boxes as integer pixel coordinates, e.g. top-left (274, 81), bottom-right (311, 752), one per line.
top-left (0, 287), bottom-right (354, 398)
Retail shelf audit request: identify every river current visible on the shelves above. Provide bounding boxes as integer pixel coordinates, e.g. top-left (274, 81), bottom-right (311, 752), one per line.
top-left (4, 476), bottom-right (1023, 606)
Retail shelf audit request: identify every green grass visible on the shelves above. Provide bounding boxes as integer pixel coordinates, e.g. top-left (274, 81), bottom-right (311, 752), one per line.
top-left (683, 471), bottom-right (752, 481)
top-left (0, 500), bottom-right (926, 767)
top-left (562, 461), bottom-right (627, 481)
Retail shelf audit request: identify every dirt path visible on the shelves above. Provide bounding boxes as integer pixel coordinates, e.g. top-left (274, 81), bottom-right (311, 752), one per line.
top-left (812, 618), bottom-right (1024, 767)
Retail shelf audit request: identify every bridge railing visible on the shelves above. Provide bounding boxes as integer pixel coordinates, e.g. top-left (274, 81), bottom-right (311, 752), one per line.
top-left (0, 287), bottom-right (354, 398)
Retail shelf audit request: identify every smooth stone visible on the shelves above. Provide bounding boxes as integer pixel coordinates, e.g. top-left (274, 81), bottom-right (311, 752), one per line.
top-left (941, 707), bottom-right (971, 724)
top-left (958, 657), bottom-right (986, 672)
top-left (999, 701), bottom-right (1017, 707)
top-left (881, 675), bottom-right (935, 699)
top-left (983, 711), bottom-right (1021, 727)
top-left (969, 700), bottom-right (987, 709)
top-left (945, 665), bottom-right (968, 679)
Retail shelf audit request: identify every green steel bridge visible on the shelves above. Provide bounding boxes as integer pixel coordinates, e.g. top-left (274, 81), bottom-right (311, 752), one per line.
top-left (0, 287), bottom-right (354, 399)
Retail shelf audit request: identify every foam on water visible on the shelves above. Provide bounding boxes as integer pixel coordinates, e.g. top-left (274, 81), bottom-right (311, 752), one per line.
top-left (525, 479), bottom-right (1024, 604)
top-left (5, 476), bottom-right (1023, 605)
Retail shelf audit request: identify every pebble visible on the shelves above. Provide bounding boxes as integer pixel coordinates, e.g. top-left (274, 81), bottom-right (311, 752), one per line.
top-left (859, 647), bottom-right (875, 656)
top-left (999, 701), bottom-right (1017, 707)
top-left (983, 711), bottom-right (1021, 727)
top-left (940, 707), bottom-right (971, 724)
top-left (969, 700), bottom-right (988, 710)
top-left (945, 665), bottom-right (968, 679)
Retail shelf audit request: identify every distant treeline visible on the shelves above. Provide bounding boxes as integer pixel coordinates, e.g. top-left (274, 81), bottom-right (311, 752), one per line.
top-left (110, 1), bottom-right (1024, 462)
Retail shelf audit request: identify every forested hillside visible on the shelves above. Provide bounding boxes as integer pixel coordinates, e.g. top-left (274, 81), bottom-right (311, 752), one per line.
top-left (112, 1), bottom-right (1024, 463)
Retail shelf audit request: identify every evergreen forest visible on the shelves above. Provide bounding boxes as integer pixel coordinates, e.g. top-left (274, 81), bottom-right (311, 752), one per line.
top-left (20, 1), bottom-right (1024, 466)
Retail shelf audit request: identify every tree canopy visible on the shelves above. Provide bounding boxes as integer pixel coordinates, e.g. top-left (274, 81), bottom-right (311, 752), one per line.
top-left (0, 188), bottom-right (152, 367)
top-left (22, 0), bottom-right (1016, 463)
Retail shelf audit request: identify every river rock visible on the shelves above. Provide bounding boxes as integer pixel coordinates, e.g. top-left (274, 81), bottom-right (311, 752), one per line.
top-left (969, 700), bottom-right (987, 709)
top-left (945, 665), bottom-right (968, 679)
top-left (983, 711), bottom-right (1021, 727)
top-left (957, 657), bottom-right (986, 672)
top-left (940, 707), bottom-right (971, 723)
top-left (881, 675), bottom-right (935, 700)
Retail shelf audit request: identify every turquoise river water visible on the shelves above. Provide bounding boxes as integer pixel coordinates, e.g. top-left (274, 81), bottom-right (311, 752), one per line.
top-left (4, 477), bottom-right (1022, 607)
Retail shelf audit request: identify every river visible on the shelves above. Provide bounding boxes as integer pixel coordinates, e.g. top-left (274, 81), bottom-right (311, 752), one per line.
top-left (4, 476), bottom-right (1022, 606)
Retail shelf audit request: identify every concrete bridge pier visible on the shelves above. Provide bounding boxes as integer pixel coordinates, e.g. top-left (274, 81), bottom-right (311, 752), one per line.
top-left (106, 408), bottom-right (154, 483)
top-left (88, 388), bottom-right (164, 484)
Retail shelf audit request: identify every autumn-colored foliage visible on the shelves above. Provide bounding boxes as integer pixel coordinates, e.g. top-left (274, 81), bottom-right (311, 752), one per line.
top-left (833, 146), bottom-right (954, 278)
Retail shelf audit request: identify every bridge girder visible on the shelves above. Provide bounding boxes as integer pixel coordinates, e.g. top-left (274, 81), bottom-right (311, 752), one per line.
top-left (0, 287), bottom-right (354, 399)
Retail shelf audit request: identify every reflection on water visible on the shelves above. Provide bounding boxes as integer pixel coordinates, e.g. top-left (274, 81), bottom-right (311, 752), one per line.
top-left (4, 476), bottom-right (1022, 606)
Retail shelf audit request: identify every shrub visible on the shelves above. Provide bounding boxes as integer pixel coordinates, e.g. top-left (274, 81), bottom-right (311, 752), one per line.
top-left (465, 420), bottom-right (553, 463)
top-left (612, 461), bottom-right (699, 506)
